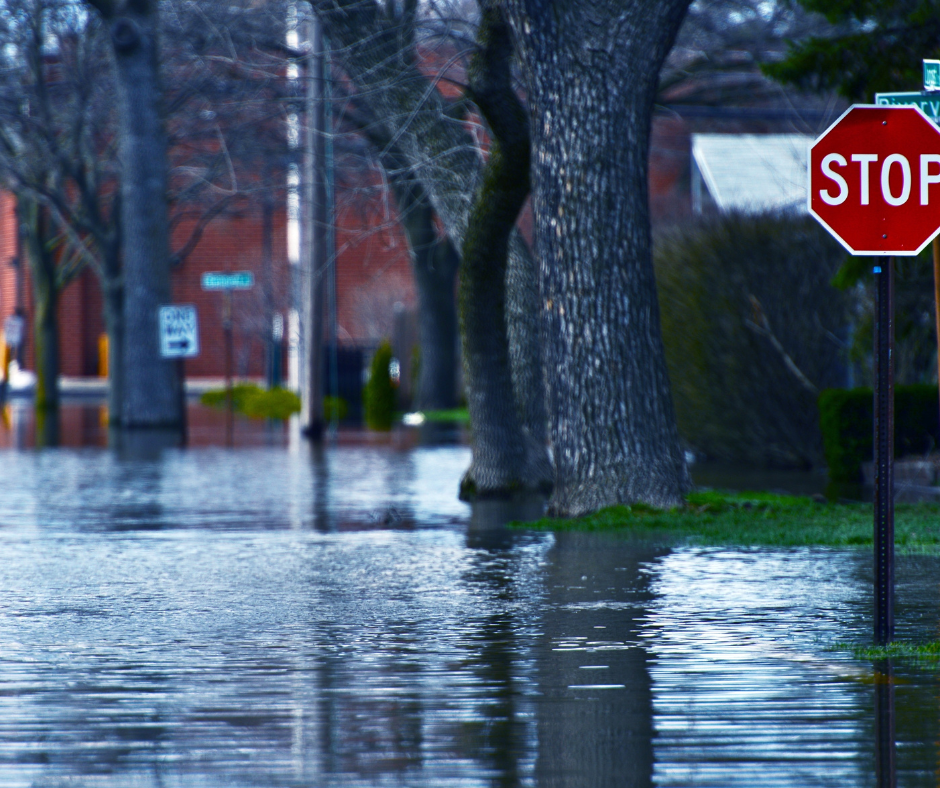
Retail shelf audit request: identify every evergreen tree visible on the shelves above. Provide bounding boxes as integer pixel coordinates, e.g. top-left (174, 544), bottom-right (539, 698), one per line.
top-left (764, 0), bottom-right (940, 99)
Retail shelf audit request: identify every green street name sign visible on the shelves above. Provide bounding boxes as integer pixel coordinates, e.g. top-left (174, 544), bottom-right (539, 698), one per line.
top-left (201, 271), bottom-right (254, 290)
top-left (925, 59), bottom-right (940, 91)
top-left (875, 92), bottom-right (940, 122)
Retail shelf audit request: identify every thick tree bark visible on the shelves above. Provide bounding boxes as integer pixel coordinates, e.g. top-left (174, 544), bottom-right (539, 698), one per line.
top-left (308, 0), bottom-right (551, 492)
top-left (504, 0), bottom-right (692, 514)
top-left (86, 0), bottom-right (180, 429)
top-left (459, 2), bottom-right (547, 498)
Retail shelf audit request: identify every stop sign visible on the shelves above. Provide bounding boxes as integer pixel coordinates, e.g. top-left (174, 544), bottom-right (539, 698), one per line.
top-left (809, 105), bottom-right (940, 255)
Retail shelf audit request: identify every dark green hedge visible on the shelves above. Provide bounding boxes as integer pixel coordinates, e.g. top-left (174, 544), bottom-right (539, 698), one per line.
top-left (819, 386), bottom-right (940, 483)
top-left (364, 340), bottom-right (395, 431)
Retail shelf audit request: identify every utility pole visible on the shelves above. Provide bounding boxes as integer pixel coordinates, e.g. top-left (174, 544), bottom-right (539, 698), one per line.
top-left (301, 12), bottom-right (328, 440)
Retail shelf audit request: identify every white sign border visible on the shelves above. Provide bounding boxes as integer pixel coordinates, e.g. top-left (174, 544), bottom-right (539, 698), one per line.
top-left (807, 103), bottom-right (940, 257)
top-left (158, 303), bottom-right (200, 359)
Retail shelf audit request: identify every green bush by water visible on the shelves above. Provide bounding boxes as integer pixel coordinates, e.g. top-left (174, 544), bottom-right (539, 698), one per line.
top-left (200, 383), bottom-right (260, 412)
top-left (819, 386), bottom-right (940, 483)
top-left (200, 384), bottom-right (300, 420)
top-left (364, 340), bottom-right (395, 431)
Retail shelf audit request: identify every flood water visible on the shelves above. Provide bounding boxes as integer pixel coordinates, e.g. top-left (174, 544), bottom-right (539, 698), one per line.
top-left (1, 404), bottom-right (940, 786)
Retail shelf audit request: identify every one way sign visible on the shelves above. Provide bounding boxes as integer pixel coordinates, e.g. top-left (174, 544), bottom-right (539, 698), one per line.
top-left (159, 304), bottom-right (200, 359)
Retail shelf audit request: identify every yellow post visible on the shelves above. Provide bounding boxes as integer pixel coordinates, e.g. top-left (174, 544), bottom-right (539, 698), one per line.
top-left (98, 333), bottom-right (109, 378)
top-left (1, 334), bottom-right (8, 383)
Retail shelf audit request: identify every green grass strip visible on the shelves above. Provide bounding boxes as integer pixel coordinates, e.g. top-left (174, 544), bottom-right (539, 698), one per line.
top-left (828, 641), bottom-right (940, 661)
top-left (516, 490), bottom-right (940, 551)
top-left (419, 408), bottom-right (470, 424)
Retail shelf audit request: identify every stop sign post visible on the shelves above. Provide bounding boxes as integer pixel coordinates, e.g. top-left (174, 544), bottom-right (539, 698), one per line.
top-left (808, 105), bottom-right (940, 645)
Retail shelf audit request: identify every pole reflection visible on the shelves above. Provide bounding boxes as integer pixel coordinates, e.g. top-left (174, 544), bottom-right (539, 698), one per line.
top-left (874, 659), bottom-right (896, 788)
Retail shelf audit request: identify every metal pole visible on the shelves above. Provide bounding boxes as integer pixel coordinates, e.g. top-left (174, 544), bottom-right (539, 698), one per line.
top-left (873, 257), bottom-right (895, 646)
top-left (177, 357), bottom-right (187, 447)
top-left (224, 288), bottom-right (234, 446)
top-left (301, 12), bottom-right (327, 441)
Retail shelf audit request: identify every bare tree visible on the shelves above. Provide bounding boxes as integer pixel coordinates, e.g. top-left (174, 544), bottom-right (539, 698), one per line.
top-left (661, 0), bottom-right (831, 106)
top-left (0, 0), bottom-right (119, 426)
top-left (0, 0), bottom-right (292, 428)
top-left (306, 0), bottom-right (552, 496)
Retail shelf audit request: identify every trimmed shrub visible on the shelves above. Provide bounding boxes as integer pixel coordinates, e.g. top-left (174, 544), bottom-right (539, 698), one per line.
top-left (819, 386), bottom-right (940, 482)
top-left (200, 383), bottom-right (300, 421)
top-left (364, 340), bottom-right (396, 430)
top-left (242, 387), bottom-right (301, 420)
top-left (200, 383), bottom-right (262, 412)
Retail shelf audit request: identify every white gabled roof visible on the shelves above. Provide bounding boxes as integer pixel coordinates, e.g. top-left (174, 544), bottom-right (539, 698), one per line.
top-left (691, 133), bottom-right (813, 213)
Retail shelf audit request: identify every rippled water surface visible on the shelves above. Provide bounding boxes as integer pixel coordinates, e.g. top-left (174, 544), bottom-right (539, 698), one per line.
top-left (1, 429), bottom-right (939, 786)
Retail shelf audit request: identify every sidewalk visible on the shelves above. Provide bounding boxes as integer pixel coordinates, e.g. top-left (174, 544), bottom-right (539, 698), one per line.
top-left (17, 377), bottom-right (267, 399)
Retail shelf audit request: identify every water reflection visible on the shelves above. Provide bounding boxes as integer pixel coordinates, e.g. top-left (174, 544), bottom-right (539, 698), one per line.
top-left (535, 531), bottom-right (663, 788)
top-left (1, 444), bottom-right (940, 785)
top-left (874, 660), bottom-right (896, 788)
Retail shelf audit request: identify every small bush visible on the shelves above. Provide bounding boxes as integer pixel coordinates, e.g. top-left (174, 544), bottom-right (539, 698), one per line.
top-left (200, 383), bottom-right (300, 421)
top-left (364, 340), bottom-right (395, 430)
top-left (323, 395), bottom-right (348, 423)
top-left (819, 385), bottom-right (940, 482)
top-left (200, 383), bottom-right (262, 411)
top-left (242, 387), bottom-right (301, 420)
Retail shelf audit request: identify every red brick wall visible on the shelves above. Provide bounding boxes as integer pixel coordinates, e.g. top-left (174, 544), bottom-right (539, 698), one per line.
top-left (0, 192), bottom-right (18, 330)
top-left (333, 184), bottom-right (415, 347)
top-left (170, 206), bottom-right (291, 378)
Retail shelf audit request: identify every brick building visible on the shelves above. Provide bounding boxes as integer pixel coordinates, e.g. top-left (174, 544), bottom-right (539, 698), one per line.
top-left (0, 173), bottom-right (416, 383)
top-left (0, 101), bottom-right (842, 390)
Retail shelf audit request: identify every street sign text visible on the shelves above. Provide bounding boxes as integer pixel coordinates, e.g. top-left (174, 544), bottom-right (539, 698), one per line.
top-left (159, 304), bottom-right (200, 359)
top-left (201, 271), bottom-right (254, 290)
top-left (809, 105), bottom-right (940, 255)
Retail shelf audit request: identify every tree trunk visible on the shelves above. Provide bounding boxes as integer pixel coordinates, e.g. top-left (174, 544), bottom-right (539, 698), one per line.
top-left (103, 273), bottom-right (124, 427)
top-left (458, 3), bottom-right (544, 498)
top-left (21, 200), bottom-right (59, 442)
top-left (393, 177), bottom-right (460, 412)
top-left (504, 0), bottom-right (692, 515)
top-left (413, 236), bottom-right (459, 411)
top-left (369, 135), bottom-right (459, 412)
top-left (308, 0), bottom-right (551, 490)
top-left (97, 0), bottom-right (180, 429)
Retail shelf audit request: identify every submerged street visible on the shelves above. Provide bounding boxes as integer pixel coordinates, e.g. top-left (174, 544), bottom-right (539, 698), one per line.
top-left (0, 407), bottom-right (939, 786)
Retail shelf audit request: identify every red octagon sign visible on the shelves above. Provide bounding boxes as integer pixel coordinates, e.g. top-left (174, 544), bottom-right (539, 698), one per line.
top-left (809, 105), bottom-right (940, 256)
